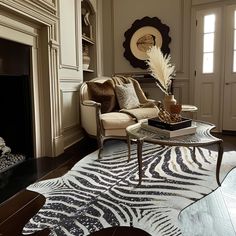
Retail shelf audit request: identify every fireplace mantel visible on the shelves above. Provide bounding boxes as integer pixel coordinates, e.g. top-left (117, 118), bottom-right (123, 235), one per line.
top-left (0, 0), bottom-right (64, 157)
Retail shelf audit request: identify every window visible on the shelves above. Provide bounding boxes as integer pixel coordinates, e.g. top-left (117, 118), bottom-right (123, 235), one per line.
top-left (233, 10), bottom-right (236, 72)
top-left (202, 14), bottom-right (215, 73)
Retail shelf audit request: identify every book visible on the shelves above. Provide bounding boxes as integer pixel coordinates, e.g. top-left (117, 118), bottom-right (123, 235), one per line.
top-left (148, 117), bottom-right (192, 130)
top-left (141, 123), bottom-right (197, 138)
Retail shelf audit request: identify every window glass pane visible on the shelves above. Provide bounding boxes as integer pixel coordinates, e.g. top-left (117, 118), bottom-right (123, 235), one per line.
top-left (234, 10), bottom-right (236, 29)
top-left (204, 14), bottom-right (215, 33)
top-left (233, 51), bottom-right (236, 72)
top-left (234, 11), bottom-right (236, 72)
top-left (203, 52), bottom-right (214, 73)
top-left (234, 30), bottom-right (236, 50)
top-left (204, 33), bottom-right (214, 52)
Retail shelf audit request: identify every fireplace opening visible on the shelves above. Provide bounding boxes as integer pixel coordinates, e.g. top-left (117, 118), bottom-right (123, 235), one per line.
top-left (0, 38), bottom-right (34, 158)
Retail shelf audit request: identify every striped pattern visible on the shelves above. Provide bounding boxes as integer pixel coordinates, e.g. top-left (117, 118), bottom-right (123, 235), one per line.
top-left (23, 141), bottom-right (219, 236)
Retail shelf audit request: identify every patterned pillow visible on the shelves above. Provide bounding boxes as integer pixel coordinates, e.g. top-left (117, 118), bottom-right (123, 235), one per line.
top-left (87, 80), bottom-right (117, 113)
top-left (115, 83), bottom-right (140, 109)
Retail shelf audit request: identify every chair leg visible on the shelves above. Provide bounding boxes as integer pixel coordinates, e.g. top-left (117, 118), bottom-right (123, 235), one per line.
top-left (97, 136), bottom-right (104, 159)
top-left (127, 135), bottom-right (131, 162)
top-left (98, 148), bottom-right (103, 159)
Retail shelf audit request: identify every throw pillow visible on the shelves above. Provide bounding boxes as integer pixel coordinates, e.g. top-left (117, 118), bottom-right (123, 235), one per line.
top-left (87, 80), bottom-right (117, 113)
top-left (115, 83), bottom-right (140, 109)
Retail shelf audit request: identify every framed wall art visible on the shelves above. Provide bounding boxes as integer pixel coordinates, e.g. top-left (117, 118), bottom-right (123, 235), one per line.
top-left (123, 16), bottom-right (171, 69)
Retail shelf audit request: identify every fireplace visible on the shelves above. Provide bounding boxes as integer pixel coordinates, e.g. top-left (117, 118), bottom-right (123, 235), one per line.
top-left (0, 2), bottom-right (64, 158)
top-left (0, 38), bottom-right (34, 158)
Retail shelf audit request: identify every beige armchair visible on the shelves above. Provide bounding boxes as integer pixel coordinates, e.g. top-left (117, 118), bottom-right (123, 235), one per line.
top-left (80, 76), bottom-right (159, 158)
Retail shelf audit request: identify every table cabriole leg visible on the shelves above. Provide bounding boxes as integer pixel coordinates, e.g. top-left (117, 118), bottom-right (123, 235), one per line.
top-left (216, 140), bottom-right (224, 186)
top-left (137, 139), bottom-right (144, 185)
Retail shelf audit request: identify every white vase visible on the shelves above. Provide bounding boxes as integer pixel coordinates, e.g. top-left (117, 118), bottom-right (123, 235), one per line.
top-left (163, 94), bottom-right (177, 113)
top-left (83, 54), bottom-right (90, 70)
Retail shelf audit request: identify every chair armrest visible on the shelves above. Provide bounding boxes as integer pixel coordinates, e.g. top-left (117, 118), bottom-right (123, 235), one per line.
top-left (81, 100), bottom-right (102, 136)
top-left (82, 99), bottom-right (100, 107)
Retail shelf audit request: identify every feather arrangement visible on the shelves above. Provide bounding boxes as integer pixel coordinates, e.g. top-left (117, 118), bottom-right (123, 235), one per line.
top-left (146, 46), bottom-right (176, 95)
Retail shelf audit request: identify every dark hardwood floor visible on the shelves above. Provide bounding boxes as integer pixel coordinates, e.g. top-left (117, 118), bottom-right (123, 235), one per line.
top-left (0, 137), bottom-right (98, 204)
top-left (0, 137), bottom-right (98, 236)
top-left (0, 133), bottom-right (235, 236)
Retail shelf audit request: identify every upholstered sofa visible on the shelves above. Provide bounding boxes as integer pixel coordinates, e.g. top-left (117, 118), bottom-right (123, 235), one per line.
top-left (80, 75), bottom-right (159, 158)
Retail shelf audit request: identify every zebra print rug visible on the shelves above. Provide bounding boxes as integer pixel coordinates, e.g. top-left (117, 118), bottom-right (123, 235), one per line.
top-left (22, 141), bottom-right (233, 236)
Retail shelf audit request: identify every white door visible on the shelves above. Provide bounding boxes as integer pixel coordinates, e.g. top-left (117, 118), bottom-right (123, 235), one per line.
top-left (195, 8), bottom-right (222, 131)
top-left (195, 6), bottom-right (236, 132)
top-left (223, 5), bottom-right (236, 131)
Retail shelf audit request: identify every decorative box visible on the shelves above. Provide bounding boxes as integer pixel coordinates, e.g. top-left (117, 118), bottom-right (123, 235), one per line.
top-left (148, 117), bottom-right (192, 131)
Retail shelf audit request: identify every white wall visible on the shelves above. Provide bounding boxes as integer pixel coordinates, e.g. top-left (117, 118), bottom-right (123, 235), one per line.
top-left (59, 0), bottom-right (84, 148)
top-left (102, 0), bottom-right (191, 104)
top-left (53, 0), bottom-right (236, 149)
top-left (113, 0), bottom-right (182, 73)
top-left (1, 0), bottom-right (229, 152)
top-left (33, 0), bottom-right (236, 151)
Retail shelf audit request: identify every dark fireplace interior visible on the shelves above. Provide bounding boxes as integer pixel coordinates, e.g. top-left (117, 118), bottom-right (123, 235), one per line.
top-left (0, 38), bottom-right (34, 158)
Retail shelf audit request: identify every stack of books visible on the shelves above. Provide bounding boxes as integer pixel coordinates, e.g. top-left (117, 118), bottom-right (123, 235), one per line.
top-left (141, 118), bottom-right (197, 138)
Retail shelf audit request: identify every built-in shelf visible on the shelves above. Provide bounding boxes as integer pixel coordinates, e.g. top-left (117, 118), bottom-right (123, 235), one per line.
top-left (83, 68), bottom-right (94, 73)
top-left (82, 35), bottom-right (95, 45)
top-left (81, 0), bottom-right (97, 81)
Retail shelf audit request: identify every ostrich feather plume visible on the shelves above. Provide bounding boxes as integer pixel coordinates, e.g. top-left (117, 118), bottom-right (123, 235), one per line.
top-left (146, 46), bottom-right (175, 94)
